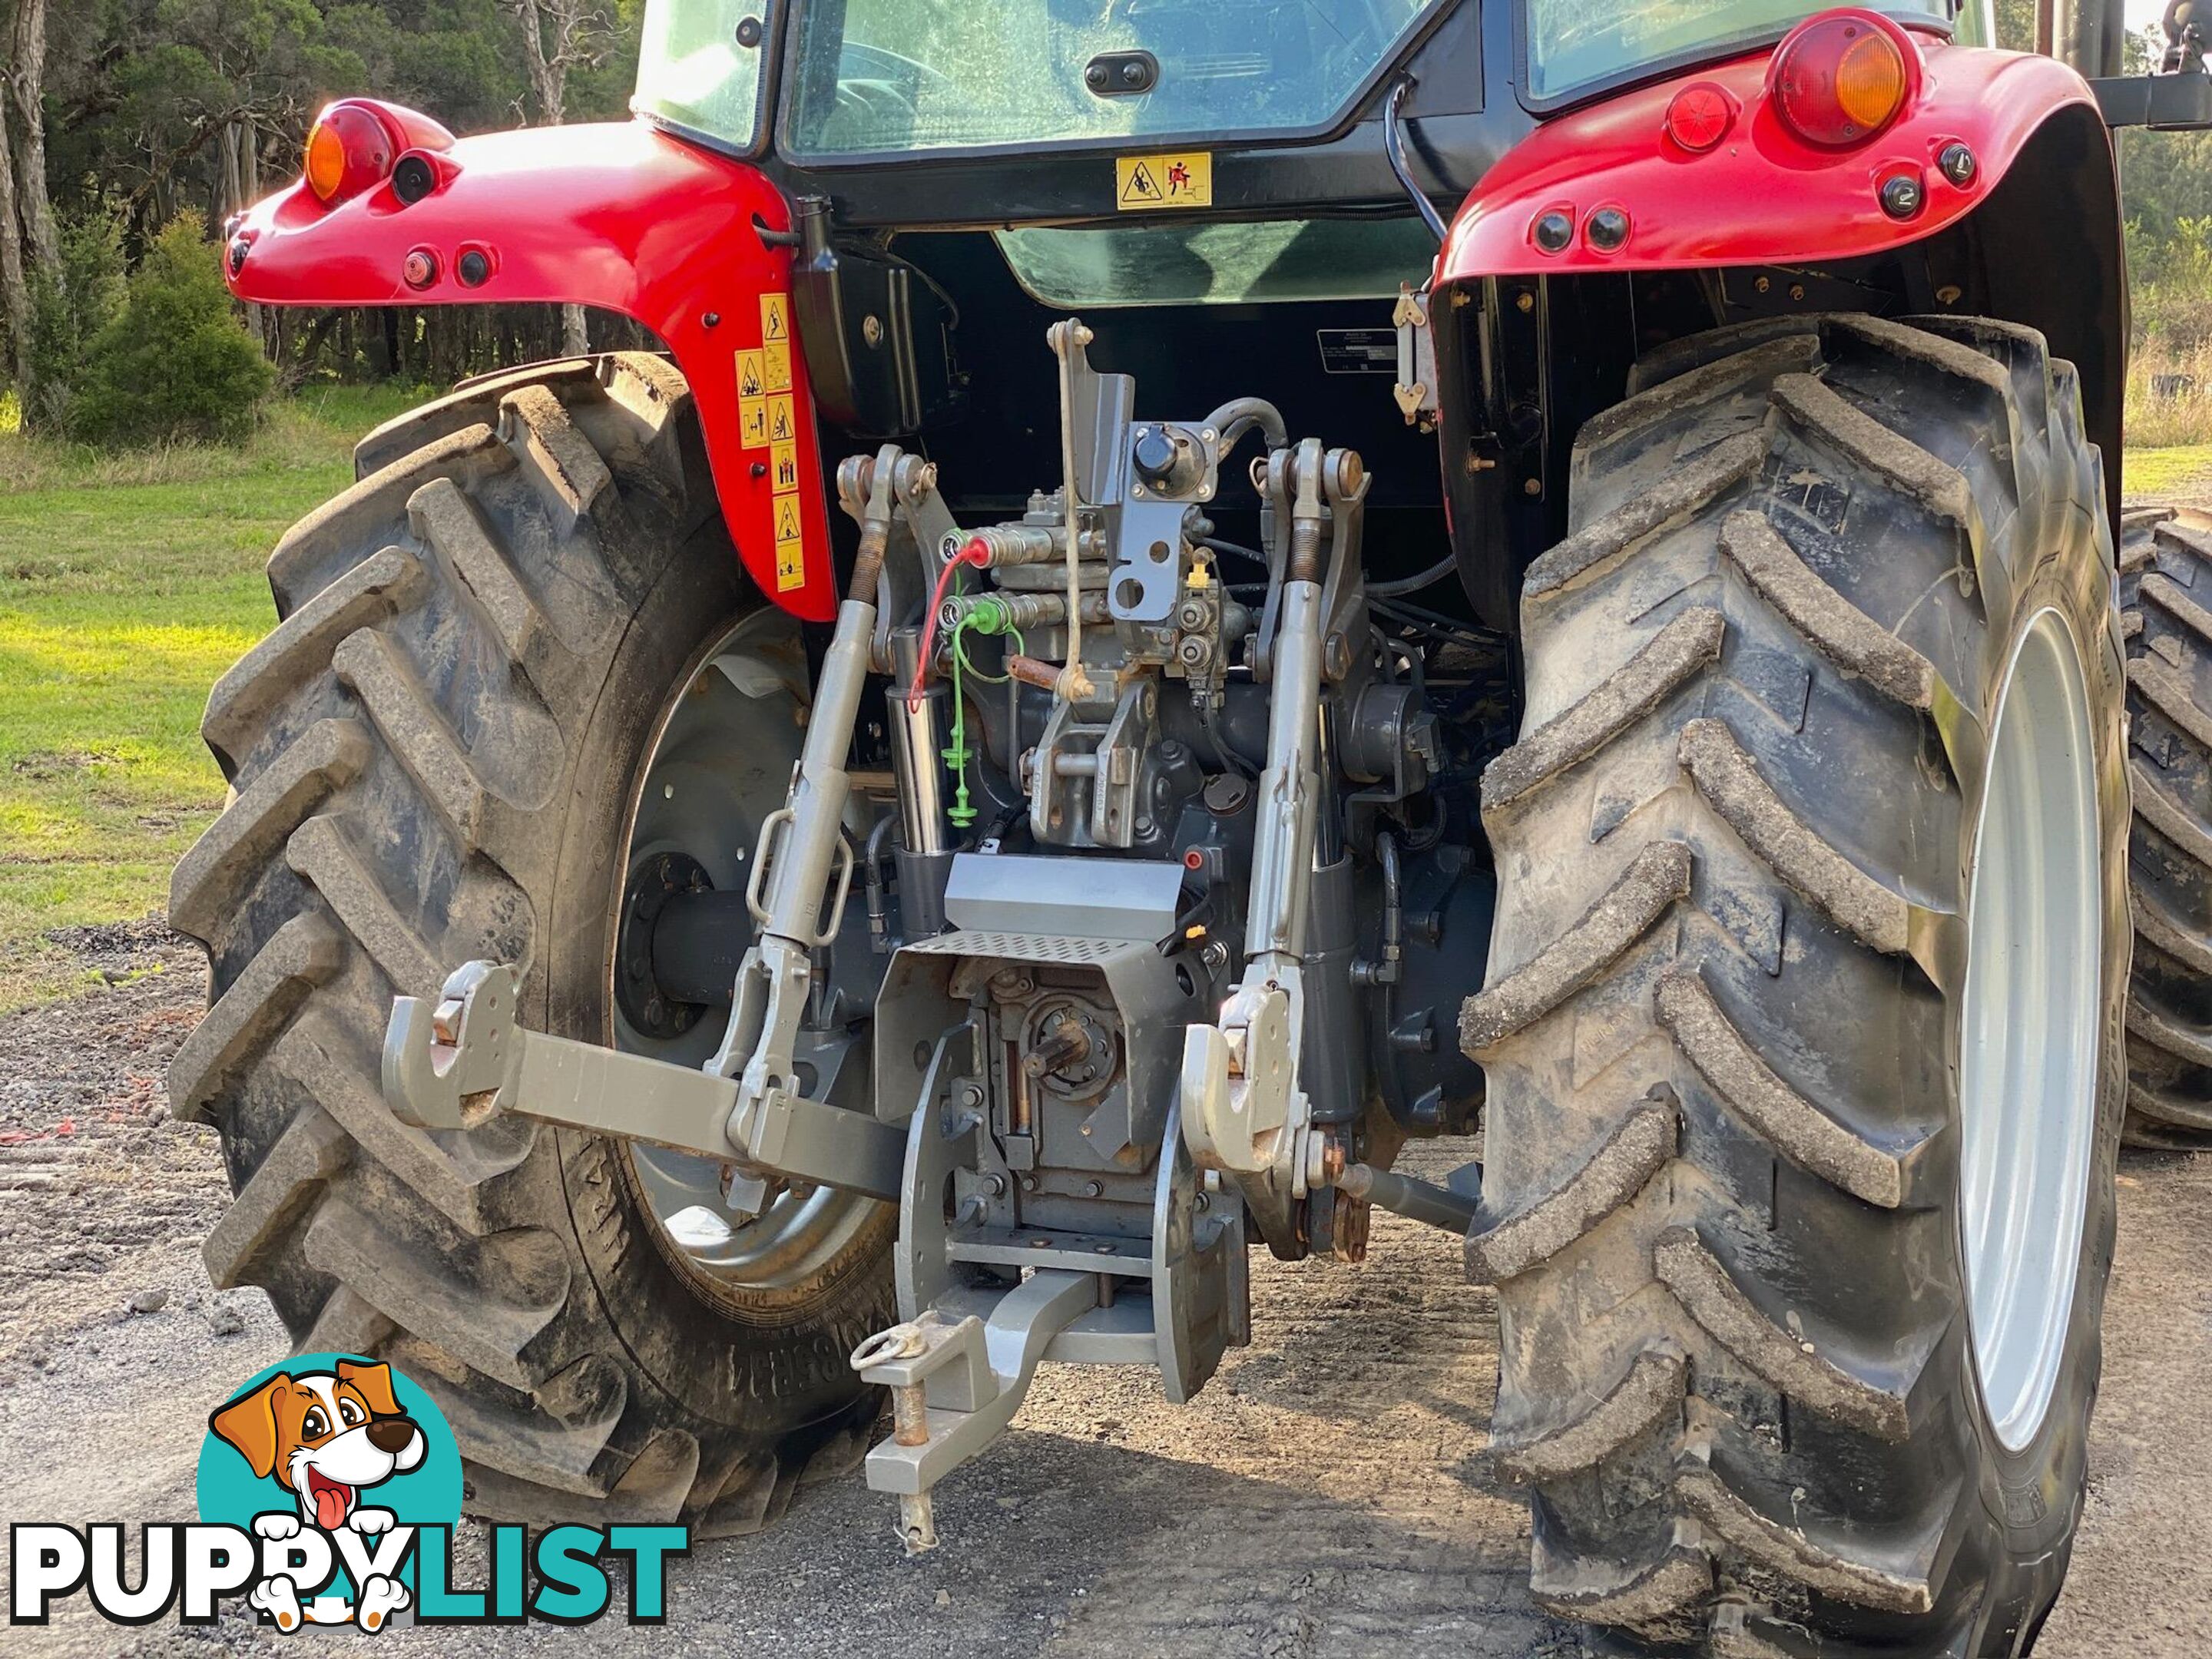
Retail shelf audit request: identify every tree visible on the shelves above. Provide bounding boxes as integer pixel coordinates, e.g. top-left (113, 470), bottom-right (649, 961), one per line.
top-left (1992, 0), bottom-right (2036, 50)
top-left (6, 0), bottom-right (55, 267)
top-left (0, 58), bottom-right (27, 396)
top-left (503, 0), bottom-right (614, 356)
top-left (0, 0), bottom-right (55, 416)
top-left (0, 1), bottom-right (647, 405)
top-left (22, 202), bottom-right (124, 433)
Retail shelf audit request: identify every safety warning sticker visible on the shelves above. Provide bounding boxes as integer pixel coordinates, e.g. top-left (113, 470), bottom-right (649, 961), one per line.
top-left (773, 492), bottom-right (805, 591)
top-left (750, 296), bottom-right (803, 590)
top-left (1116, 152), bottom-right (1210, 211)
top-left (773, 495), bottom-right (804, 544)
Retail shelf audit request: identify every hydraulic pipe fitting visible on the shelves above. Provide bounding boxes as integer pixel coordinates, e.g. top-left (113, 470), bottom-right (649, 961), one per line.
top-left (965, 522), bottom-right (1102, 567)
top-left (939, 589), bottom-right (1111, 633)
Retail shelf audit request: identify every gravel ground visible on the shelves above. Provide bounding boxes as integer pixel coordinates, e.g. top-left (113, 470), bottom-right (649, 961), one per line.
top-left (1, 927), bottom-right (2207, 1657)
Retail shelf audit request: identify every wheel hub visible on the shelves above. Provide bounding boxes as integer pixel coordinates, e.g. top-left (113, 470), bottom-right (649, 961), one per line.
top-left (614, 850), bottom-right (713, 1041)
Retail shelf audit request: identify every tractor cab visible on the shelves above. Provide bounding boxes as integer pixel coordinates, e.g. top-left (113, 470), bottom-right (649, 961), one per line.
top-left (612, 0), bottom-right (2107, 631)
top-left (635, 0), bottom-right (1515, 612)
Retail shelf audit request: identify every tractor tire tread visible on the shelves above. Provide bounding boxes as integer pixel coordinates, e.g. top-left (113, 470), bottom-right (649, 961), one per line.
top-left (172, 353), bottom-right (886, 1535)
top-left (1472, 315), bottom-right (2123, 1652)
top-left (2119, 507), bottom-right (2212, 1144)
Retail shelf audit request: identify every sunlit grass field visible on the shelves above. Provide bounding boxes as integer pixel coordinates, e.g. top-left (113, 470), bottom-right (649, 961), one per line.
top-left (0, 386), bottom-right (424, 1008)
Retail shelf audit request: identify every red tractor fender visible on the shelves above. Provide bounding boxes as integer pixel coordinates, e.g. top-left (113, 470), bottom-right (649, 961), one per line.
top-left (227, 111), bottom-right (838, 621)
top-left (1438, 22), bottom-right (2104, 280)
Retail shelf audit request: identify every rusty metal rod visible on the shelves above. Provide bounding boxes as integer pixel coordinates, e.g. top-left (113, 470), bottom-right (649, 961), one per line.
top-left (889, 1379), bottom-right (938, 1552)
top-left (892, 1381), bottom-right (930, 1447)
top-left (1004, 654), bottom-right (1064, 692)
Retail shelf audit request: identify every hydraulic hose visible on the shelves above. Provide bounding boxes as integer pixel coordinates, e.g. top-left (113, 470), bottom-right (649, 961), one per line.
top-left (1201, 396), bottom-right (1289, 458)
top-left (1368, 552), bottom-right (1459, 598)
top-left (1383, 78), bottom-right (1451, 246)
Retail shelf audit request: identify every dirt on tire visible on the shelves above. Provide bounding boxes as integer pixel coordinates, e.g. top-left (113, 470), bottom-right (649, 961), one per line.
top-left (1469, 314), bottom-right (2128, 1653)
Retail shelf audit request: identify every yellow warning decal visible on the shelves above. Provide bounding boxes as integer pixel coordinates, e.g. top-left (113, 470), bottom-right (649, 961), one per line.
top-left (736, 349), bottom-right (766, 399)
top-left (770, 439), bottom-right (800, 492)
top-left (767, 393), bottom-right (796, 444)
top-left (1116, 151), bottom-right (1210, 211)
top-left (762, 339), bottom-right (793, 395)
top-left (775, 539), bottom-right (806, 591)
top-left (760, 291), bottom-right (790, 343)
top-left (773, 490), bottom-right (806, 592)
top-left (739, 396), bottom-right (769, 449)
top-left (773, 494), bottom-right (805, 544)
top-left (775, 537), bottom-right (805, 591)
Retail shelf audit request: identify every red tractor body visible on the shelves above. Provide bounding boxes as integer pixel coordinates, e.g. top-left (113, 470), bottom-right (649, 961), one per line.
top-left (1437, 18), bottom-right (2106, 277)
top-left (229, 113), bottom-right (841, 615)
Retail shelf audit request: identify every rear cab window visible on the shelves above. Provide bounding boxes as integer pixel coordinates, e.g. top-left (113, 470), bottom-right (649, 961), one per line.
top-left (993, 217), bottom-right (1441, 307)
top-left (634, 0), bottom-right (770, 148)
top-left (783, 0), bottom-right (1442, 159)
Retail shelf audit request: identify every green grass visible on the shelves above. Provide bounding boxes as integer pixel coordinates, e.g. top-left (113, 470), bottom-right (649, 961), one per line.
top-left (2125, 444), bottom-right (2212, 502)
top-left (0, 384), bottom-right (426, 1008)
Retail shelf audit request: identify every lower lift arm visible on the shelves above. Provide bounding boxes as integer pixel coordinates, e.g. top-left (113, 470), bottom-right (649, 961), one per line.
top-left (382, 959), bottom-right (906, 1199)
top-left (382, 449), bottom-right (937, 1204)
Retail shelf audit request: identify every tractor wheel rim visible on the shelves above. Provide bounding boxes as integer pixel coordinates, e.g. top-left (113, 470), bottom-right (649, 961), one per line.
top-left (1957, 604), bottom-right (2101, 1453)
top-left (611, 608), bottom-right (877, 1296)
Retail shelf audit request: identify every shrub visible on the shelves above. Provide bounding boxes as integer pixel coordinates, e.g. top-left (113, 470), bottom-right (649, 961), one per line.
top-left (70, 210), bottom-right (274, 448)
top-left (21, 202), bottom-right (127, 436)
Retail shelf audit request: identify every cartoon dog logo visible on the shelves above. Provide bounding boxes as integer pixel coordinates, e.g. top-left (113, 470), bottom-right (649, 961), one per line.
top-left (207, 1359), bottom-right (426, 1631)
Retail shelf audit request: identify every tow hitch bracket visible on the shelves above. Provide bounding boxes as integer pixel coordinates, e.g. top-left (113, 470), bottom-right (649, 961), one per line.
top-left (381, 959), bottom-right (906, 1201)
top-left (849, 1270), bottom-right (1099, 1553)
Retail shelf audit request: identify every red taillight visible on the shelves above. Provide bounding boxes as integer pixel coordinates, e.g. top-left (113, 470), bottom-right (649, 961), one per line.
top-left (1666, 82), bottom-right (1735, 152)
top-left (304, 104), bottom-right (396, 204)
top-left (1771, 15), bottom-right (1909, 147)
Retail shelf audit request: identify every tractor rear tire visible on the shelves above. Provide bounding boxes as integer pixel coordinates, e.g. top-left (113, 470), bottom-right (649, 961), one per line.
top-left (1465, 316), bottom-right (2126, 1655)
top-left (167, 353), bottom-right (893, 1533)
top-left (2117, 505), bottom-right (2212, 1147)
